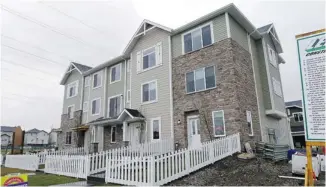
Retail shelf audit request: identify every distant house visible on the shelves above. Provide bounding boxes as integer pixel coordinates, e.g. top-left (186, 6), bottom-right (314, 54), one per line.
top-left (49, 128), bottom-right (61, 147)
top-left (285, 100), bottom-right (304, 148)
top-left (24, 128), bottom-right (49, 146)
top-left (0, 126), bottom-right (15, 146)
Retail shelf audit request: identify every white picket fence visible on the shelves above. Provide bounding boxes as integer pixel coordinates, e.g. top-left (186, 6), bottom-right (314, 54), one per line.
top-left (44, 139), bottom-right (174, 179)
top-left (105, 133), bottom-right (241, 186)
top-left (5, 155), bottom-right (39, 171)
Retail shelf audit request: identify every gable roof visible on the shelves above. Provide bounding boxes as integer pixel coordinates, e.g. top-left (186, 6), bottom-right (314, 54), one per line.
top-left (1, 126), bottom-right (15, 132)
top-left (123, 19), bottom-right (172, 55)
top-left (257, 23), bottom-right (283, 53)
top-left (26, 128), bottom-right (41, 133)
top-left (60, 62), bottom-right (93, 85)
top-left (285, 100), bottom-right (302, 108)
top-left (257, 24), bottom-right (273, 33)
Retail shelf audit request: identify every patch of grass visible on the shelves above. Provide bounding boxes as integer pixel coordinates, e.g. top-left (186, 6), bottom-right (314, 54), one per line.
top-left (38, 164), bottom-right (45, 169)
top-left (1, 167), bottom-right (80, 186)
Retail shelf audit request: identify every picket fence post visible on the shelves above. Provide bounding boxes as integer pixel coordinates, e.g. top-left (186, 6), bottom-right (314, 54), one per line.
top-left (85, 155), bottom-right (90, 177)
top-left (150, 156), bottom-right (155, 185)
top-left (185, 149), bottom-right (190, 172)
top-left (209, 142), bottom-right (214, 164)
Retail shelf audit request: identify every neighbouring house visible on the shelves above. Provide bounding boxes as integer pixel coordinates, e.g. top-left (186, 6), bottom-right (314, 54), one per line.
top-left (58, 3), bottom-right (291, 152)
top-left (48, 128), bottom-right (61, 147)
top-left (285, 100), bottom-right (305, 148)
top-left (24, 128), bottom-right (49, 146)
top-left (1, 126), bottom-right (15, 146)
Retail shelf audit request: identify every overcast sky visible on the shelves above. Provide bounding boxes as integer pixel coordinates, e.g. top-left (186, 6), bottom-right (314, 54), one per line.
top-left (1, 0), bottom-right (325, 132)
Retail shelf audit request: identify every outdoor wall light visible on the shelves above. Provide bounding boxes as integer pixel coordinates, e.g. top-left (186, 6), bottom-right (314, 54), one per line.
top-left (177, 119), bottom-right (181, 124)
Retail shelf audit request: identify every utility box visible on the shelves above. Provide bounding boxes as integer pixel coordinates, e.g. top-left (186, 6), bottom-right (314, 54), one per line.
top-left (292, 154), bottom-right (320, 178)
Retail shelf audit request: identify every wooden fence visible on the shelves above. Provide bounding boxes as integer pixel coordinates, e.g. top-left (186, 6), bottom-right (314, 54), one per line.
top-left (5, 155), bottom-right (39, 171)
top-left (105, 133), bottom-right (241, 185)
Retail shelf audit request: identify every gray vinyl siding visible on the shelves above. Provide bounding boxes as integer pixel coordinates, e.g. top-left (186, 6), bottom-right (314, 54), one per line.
top-left (130, 28), bottom-right (172, 141)
top-left (106, 61), bottom-right (126, 117)
top-left (62, 70), bottom-right (83, 114)
top-left (86, 69), bottom-right (105, 122)
top-left (256, 39), bottom-right (272, 110)
top-left (229, 15), bottom-right (249, 51)
top-left (81, 77), bottom-right (90, 124)
top-left (171, 14), bottom-right (227, 58)
top-left (262, 34), bottom-right (285, 112)
top-left (126, 68), bottom-right (131, 108)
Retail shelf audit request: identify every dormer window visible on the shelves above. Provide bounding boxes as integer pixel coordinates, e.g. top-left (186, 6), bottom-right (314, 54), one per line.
top-left (183, 23), bottom-right (213, 54)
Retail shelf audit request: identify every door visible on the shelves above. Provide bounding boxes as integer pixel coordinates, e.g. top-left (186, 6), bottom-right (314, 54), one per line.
top-left (187, 115), bottom-right (201, 148)
top-left (129, 123), bottom-right (140, 146)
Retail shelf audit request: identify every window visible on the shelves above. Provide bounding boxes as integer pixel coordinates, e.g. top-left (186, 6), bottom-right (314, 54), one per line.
top-left (143, 46), bottom-right (156, 70)
top-left (183, 23), bottom-right (212, 53)
top-left (91, 98), bottom-right (101, 115)
top-left (108, 95), bottom-right (122, 117)
top-left (85, 76), bottom-right (90, 87)
top-left (151, 117), bottom-right (161, 140)
top-left (272, 77), bottom-right (282, 97)
top-left (137, 42), bottom-right (162, 72)
top-left (268, 45), bottom-right (277, 67)
top-left (287, 109), bottom-right (291, 116)
top-left (66, 81), bottom-right (78, 98)
top-left (65, 132), bottom-right (72, 144)
top-left (142, 80), bottom-right (157, 103)
top-left (246, 111), bottom-right (253, 136)
top-left (111, 126), bottom-right (116, 143)
top-left (93, 71), bottom-right (102, 89)
top-left (67, 105), bottom-right (75, 119)
top-left (91, 126), bottom-right (96, 143)
top-left (110, 64), bottom-right (121, 83)
top-left (186, 66), bottom-right (216, 93)
top-left (212, 110), bottom-right (226, 137)
top-left (293, 112), bottom-right (303, 122)
top-left (83, 102), bottom-right (88, 112)
top-left (127, 90), bottom-right (131, 103)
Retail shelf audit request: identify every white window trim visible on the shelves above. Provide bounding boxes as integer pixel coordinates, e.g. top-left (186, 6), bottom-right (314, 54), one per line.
top-left (83, 102), bottom-right (88, 112)
top-left (185, 66), bottom-right (216, 94)
top-left (212, 110), bottom-right (226, 137)
top-left (127, 90), bottom-right (131, 103)
top-left (65, 132), bottom-right (72, 145)
top-left (91, 97), bottom-right (101, 116)
top-left (91, 126), bottom-right (97, 143)
top-left (110, 63), bottom-right (122, 84)
top-left (268, 45), bottom-right (278, 68)
top-left (66, 80), bottom-right (79, 99)
top-left (272, 77), bottom-right (283, 97)
top-left (141, 45), bottom-right (158, 71)
top-left (67, 105), bottom-right (75, 119)
top-left (84, 76), bottom-right (90, 87)
top-left (181, 21), bottom-right (214, 55)
top-left (111, 125), bottom-right (117, 143)
top-left (107, 94), bottom-right (123, 118)
top-left (141, 80), bottom-right (158, 105)
top-left (92, 71), bottom-right (102, 89)
top-left (246, 111), bottom-right (254, 136)
top-left (293, 112), bottom-right (303, 122)
top-left (151, 117), bottom-right (161, 141)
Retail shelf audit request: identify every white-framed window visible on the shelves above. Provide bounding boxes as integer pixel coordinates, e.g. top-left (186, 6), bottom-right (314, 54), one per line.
top-left (151, 117), bottom-right (161, 140)
top-left (85, 76), bottom-right (90, 87)
top-left (67, 105), bottom-right (75, 119)
top-left (111, 126), bottom-right (116, 143)
top-left (83, 102), bottom-right (88, 112)
top-left (268, 45), bottom-right (277, 67)
top-left (293, 112), bottom-right (303, 122)
top-left (110, 63), bottom-right (121, 84)
top-left (246, 111), bottom-right (253, 136)
top-left (136, 42), bottom-right (162, 73)
top-left (91, 126), bottom-right (96, 143)
top-left (91, 98), bottom-right (101, 116)
top-left (66, 80), bottom-right (78, 98)
top-left (92, 71), bottom-right (102, 89)
top-left (141, 80), bottom-right (157, 104)
top-left (182, 22), bottom-right (213, 54)
top-left (65, 132), bottom-right (72, 144)
top-left (127, 90), bottom-right (131, 103)
top-left (126, 60), bottom-right (131, 73)
top-left (186, 66), bottom-right (216, 93)
top-left (212, 110), bottom-right (226, 137)
top-left (272, 77), bottom-right (282, 97)
top-left (108, 95), bottom-right (122, 118)
top-left (287, 109), bottom-right (291, 116)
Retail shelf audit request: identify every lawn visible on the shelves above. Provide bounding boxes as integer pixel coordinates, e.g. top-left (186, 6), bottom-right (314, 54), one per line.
top-left (1, 167), bottom-right (80, 186)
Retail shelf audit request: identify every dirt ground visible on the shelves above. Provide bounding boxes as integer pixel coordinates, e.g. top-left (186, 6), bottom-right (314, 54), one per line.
top-left (169, 155), bottom-right (325, 186)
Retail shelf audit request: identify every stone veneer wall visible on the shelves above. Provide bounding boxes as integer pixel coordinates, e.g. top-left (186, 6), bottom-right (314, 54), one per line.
top-left (58, 110), bottom-right (82, 149)
top-left (103, 125), bottom-right (124, 150)
top-left (172, 38), bottom-right (261, 149)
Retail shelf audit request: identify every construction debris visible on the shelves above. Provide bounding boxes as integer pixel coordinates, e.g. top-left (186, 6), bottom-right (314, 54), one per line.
top-left (255, 142), bottom-right (289, 161)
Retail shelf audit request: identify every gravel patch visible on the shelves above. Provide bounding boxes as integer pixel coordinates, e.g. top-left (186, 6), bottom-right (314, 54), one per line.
top-left (168, 155), bottom-right (313, 186)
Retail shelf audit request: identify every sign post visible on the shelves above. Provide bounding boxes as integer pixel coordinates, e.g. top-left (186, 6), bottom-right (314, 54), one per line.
top-left (296, 29), bottom-right (326, 186)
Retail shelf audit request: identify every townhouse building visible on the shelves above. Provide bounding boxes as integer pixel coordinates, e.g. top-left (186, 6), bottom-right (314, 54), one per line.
top-left (24, 128), bottom-right (49, 146)
top-left (285, 100), bottom-right (305, 148)
top-left (58, 4), bottom-right (292, 152)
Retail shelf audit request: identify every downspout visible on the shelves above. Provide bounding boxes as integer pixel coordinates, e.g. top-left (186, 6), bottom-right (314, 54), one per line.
top-left (168, 35), bottom-right (174, 144)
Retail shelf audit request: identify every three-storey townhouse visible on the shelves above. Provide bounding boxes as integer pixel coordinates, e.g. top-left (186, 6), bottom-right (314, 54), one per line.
top-left (58, 3), bottom-right (292, 151)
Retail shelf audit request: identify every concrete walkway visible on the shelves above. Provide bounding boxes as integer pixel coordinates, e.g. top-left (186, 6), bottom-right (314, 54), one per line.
top-left (50, 181), bottom-right (94, 186)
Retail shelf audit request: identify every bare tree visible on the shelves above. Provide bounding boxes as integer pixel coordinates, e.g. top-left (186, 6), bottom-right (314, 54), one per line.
top-left (191, 99), bottom-right (213, 141)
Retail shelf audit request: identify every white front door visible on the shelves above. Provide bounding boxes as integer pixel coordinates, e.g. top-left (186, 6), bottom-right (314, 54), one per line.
top-left (187, 115), bottom-right (201, 148)
top-left (129, 123), bottom-right (140, 146)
